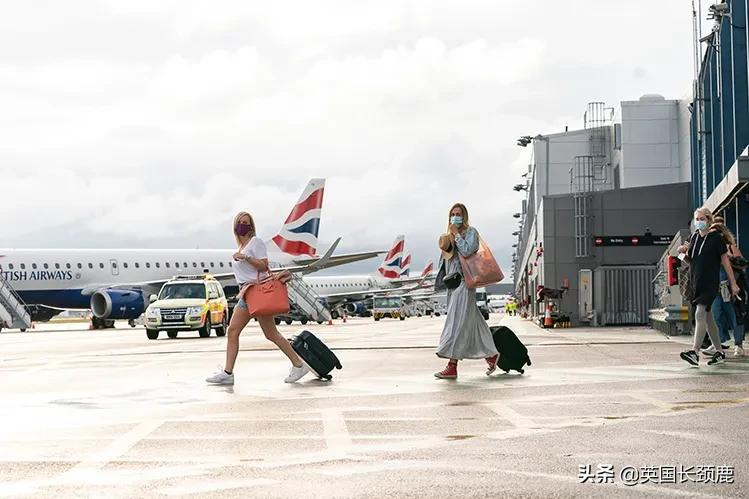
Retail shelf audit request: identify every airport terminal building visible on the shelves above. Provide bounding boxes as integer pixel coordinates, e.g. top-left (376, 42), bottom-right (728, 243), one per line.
top-left (512, 96), bottom-right (693, 325)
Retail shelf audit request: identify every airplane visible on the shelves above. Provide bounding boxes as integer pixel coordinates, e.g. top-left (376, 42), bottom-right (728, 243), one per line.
top-left (0, 179), bottom-right (385, 329)
top-left (302, 236), bottom-right (433, 316)
top-left (400, 252), bottom-right (411, 277)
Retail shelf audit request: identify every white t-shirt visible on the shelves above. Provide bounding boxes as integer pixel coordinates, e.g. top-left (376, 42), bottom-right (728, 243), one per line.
top-left (234, 236), bottom-right (269, 285)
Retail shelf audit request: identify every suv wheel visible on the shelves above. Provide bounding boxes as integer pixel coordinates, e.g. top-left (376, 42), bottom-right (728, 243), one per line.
top-left (300, 318), bottom-right (308, 325)
top-left (167, 331), bottom-right (178, 339)
top-left (215, 313), bottom-right (227, 337)
top-left (199, 316), bottom-right (211, 338)
top-left (284, 318), bottom-right (293, 325)
top-left (146, 329), bottom-right (159, 340)
top-left (274, 317), bottom-right (281, 325)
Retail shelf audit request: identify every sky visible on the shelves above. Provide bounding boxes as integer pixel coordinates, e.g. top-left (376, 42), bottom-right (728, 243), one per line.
top-left (0, 0), bottom-right (697, 276)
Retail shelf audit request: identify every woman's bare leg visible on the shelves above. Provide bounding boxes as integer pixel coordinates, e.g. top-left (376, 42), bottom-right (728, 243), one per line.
top-left (224, 306), bottom-right (251, 373)
top-left (256, 315), bottom-right (303, 367)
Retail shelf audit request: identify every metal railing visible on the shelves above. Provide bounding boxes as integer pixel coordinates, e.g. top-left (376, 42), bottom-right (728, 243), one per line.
top-left (0, 274), bottom-right (32, 330)
top-left (286, 274), bottom-right (331, 322)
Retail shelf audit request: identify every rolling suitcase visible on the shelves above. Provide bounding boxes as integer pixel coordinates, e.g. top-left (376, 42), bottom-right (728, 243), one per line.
top-left (490, 325), bottom-right (531, 374)
top-left (290, 330), bottom-right (342, 381)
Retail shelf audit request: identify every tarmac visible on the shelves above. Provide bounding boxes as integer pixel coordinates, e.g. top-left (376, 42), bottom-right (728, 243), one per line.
top-left (1, 314), bottom-right (748, 498)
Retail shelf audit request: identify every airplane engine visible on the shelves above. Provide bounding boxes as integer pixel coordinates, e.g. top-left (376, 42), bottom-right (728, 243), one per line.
top-left (91, 289), bottom-right (145, 320)
top-left (344, 302), bottom-right (368, 316)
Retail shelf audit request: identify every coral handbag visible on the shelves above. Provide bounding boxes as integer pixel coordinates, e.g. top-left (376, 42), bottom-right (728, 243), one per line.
top-left (243, 273), bottom-right (290, 317)
top-left (459, 234), bottom-right (504, 289)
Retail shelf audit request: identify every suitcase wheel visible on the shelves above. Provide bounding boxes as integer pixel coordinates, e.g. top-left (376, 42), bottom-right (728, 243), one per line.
top-left (526, 356), bottom-right (532, 366)
top-left (502, 368), bottom-right (509, 374)
top-left (517, 368), bottom-right (525, 375)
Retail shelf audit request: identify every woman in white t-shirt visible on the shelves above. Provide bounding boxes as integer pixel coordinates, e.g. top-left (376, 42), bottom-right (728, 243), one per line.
top-left (206, 211), bottom-right (310, 385)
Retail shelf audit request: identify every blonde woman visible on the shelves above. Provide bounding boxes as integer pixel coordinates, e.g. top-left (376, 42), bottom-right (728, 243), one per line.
top-left (206, 212), bottom-right (309, 385)
top-left (677, 207), bottom-right (740, 366)
top-left (433, 203), bottom-right (498, 379)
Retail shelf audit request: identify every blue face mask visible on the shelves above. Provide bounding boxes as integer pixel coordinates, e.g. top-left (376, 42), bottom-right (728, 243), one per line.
top-left (450, 216), bottom-right (463, 226)
top-left (694, 220), bottom-right (708, 231)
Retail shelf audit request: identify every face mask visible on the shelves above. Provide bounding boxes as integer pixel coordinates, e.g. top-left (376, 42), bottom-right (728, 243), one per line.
top-left (234, 223), bottom-right (252, 236)
top-left (694, 220), bottom-right (707, 231)
top-left (450, 216), bottom-right (463, 226)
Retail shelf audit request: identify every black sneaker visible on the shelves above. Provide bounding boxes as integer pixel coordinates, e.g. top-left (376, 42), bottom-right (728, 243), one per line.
top-left (680, 350), bottom-right (699, 366)
top-left (707, 351), bottom-right (726, 366)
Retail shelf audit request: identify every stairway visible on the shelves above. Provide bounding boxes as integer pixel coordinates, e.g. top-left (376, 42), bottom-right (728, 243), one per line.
top-left (0, 273), bottom-right (32, 331)
top-left (286, 274), bottom-right (331, 322)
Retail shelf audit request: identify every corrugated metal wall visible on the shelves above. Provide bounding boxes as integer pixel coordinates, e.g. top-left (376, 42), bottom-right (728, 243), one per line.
top-left (594, 266), bottom-right (656, 326)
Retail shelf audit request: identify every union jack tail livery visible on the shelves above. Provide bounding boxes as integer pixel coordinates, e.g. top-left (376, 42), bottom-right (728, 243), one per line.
top-left (271, 179), bottom-right (324, 257)
top-left (400, 252), bottom-right (411, 277)
top-left (420, 260), bottom-right (434, 277)
top-left (377, 235), bottom-right (405, 280)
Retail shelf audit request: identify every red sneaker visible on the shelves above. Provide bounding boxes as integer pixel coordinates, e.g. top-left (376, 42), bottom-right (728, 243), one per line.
top-left (434, 361), bottom-right (458, 379)
top-left (485, 354), bottom-right (498, 375)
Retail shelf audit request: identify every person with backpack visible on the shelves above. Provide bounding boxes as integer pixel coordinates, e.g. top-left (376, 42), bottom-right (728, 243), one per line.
top-left (677, 207), bottom-right (740, 366)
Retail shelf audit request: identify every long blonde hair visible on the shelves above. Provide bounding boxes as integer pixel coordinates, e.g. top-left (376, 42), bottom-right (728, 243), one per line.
top-left (233, 211), bottom-right (256, 248)
top-left (447, 203), bottom-right (471, 234)
top-left (711, 215), bottom-right (736, 246)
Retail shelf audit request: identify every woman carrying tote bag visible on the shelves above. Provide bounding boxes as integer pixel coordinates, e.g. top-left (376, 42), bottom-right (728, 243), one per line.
top-left (206, 211), bottom-right (310, 385)
top-left (433, 203), bottom-right (499, 379)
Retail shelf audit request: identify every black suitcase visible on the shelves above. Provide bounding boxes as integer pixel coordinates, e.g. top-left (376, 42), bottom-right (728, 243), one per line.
top-left (290, 331), bottom-right (342, 381)
top-left (490, 325), bottom-right (531, 374)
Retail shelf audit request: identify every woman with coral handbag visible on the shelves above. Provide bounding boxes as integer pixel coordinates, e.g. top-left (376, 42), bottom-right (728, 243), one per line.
top-left (433, 203), bottom-right (499, 380)
top-left (206, 211), bottom-right (310, 386)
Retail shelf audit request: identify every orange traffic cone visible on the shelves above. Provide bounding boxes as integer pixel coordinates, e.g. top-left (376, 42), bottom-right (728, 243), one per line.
top-left (543, 304), bottom-right (553, 328)
top-left (342, 313), bottom-right (347, 323)
top-left (328, 317), bottom-right (333, 325)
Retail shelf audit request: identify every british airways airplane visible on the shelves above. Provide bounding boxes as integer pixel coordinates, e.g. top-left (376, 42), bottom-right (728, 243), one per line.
top-left (302, 236), bottom-right (434, 316)
top-left (0, 179), bottom-right (384, 329)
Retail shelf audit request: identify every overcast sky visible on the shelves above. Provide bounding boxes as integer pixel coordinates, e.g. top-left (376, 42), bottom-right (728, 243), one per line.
top-left (0, 0), bottom-right (697, 276)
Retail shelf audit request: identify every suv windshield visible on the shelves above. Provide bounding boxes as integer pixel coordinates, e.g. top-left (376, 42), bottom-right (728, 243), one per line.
top-left (159, 283), bottom-right (206, 300)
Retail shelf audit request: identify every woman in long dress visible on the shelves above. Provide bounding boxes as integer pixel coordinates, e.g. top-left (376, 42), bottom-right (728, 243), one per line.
top-left (433, 203), bottom-right (498, 379)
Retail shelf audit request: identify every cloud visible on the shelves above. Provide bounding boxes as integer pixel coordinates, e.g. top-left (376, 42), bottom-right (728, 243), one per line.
top-left (0, 0), bottom-right (695, 278)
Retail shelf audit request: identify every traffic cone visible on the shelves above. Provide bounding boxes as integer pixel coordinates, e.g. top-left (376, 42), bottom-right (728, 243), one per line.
top-left (328, 317), bottom-right (333, 325)
top-left (342, 313), bottom-right (347, 323)
top-left (543, 304), bottom-right (553, 328)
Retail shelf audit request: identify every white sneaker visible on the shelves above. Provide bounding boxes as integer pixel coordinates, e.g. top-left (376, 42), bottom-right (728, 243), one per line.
top-left (206, 366), bottom-right (234, 385)
top-left (284, 363), bottom-right (310, 383)
top-left (701, 345), bottom-right (717, 355)
top-left (734, 345), bottom-right (745, 357)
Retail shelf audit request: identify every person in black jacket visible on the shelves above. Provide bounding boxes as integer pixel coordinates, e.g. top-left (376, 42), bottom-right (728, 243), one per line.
top-left (677, 207), bottom-right (740, 366)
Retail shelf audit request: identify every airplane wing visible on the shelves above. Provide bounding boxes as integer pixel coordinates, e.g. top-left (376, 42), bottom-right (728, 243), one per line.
top-left (290, 251), bottom-right (386, 273)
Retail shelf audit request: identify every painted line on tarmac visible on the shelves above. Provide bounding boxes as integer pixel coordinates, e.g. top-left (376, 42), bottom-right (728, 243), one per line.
top-left (58, 419), bottom-right (163, 482)
top-left (321, 408), bottom-right (353, 457)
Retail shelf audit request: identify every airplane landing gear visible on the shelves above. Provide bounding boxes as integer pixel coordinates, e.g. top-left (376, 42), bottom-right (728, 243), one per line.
top-left (91, 317), bottom-right (115, 330)
top-left (128, 319), bottom-right (136, 328)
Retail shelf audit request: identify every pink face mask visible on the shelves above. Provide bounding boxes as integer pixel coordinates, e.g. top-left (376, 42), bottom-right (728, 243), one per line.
top-left (234, 223), bottom-right (252, 236)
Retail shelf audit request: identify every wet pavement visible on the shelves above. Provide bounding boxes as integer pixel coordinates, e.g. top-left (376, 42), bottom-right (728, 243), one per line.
top-left (1, 315), bottom-right (748, 498)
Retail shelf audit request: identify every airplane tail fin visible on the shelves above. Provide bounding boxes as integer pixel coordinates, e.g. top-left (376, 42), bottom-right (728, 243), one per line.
top-left (377, 235), bottom-right (405, 280)
top-left (271, 179), bottom-right (325, 257)
top-left (420, 260), bottom-right (434, 277)
top-left (400, 252), bottom-right (411, 277)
